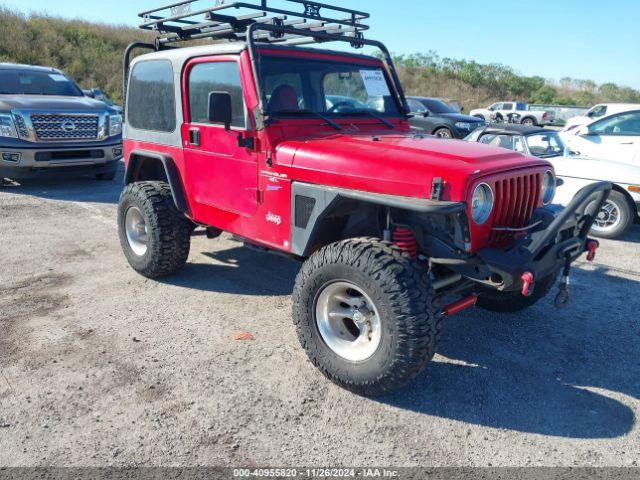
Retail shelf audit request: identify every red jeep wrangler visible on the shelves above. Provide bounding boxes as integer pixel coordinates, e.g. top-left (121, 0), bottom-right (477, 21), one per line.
top-left (118, 1), bottom-right (610, 395)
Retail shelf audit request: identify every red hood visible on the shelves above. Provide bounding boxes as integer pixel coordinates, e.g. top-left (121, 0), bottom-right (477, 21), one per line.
top-left (275, 133), bottom-right (550, 201)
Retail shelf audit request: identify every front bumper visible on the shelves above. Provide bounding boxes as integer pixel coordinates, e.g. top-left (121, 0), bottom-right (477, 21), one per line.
top-left (447, 182), bottom-right (612, 292)
top-left (0, 142), bottom-right (122, 179)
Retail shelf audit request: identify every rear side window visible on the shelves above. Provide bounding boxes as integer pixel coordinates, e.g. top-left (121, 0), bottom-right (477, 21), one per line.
top-left (503, 103), bottom-right (514, 110)
top-left (188, 62), bottom-right (246, 128)
top-left (127, 60), bottom-right (176, 132)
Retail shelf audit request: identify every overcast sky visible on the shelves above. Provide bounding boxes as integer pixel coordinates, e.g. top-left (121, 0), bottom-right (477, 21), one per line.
top-left (5, 0), bottom-right (640, 89)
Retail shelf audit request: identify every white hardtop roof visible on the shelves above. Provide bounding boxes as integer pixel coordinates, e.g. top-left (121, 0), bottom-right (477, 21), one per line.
top-left (131, 41), bottom-right (380, 67)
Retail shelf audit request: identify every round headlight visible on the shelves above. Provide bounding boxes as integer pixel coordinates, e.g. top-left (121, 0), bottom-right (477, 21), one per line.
top-left (541, 170), bottom-right (556, 205)
top-left (471, 183), bottom-right (494, 225)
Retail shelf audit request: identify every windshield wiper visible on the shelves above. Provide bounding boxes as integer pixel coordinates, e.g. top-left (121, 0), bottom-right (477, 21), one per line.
top-left (347, 110), bottom-right (394, 129)
top-left (272, 109), bottom-right (342, 131)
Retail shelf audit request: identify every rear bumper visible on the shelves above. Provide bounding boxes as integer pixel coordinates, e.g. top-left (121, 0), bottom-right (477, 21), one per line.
top-left (444, 182), bottom-right (612, 292)
top-left (0, 142), bottom-right (122, 179)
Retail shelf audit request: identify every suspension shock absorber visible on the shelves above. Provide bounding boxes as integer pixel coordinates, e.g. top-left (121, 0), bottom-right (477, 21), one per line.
top-left (392, 227), bottom-right (419, 259)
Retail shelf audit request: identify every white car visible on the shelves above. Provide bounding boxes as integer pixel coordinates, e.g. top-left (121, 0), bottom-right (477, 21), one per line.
top-left (466, 124), bottom-right (640, 238)
top-left (562, 103), bottom-right (640, 133)
top-left (470, 101), bottom-right (552, 126)
top-left (562, 108), bottom-right (640, 165)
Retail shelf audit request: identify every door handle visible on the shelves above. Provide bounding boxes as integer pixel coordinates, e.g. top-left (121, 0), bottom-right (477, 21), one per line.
top-left (620, 142), bottom-right (634, 145)
top-left (189, 127), bottom-right (200, 146)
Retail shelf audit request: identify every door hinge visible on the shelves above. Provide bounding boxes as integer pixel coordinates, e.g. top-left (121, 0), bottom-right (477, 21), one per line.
top-left (257, 189), bottom-right (264, 204)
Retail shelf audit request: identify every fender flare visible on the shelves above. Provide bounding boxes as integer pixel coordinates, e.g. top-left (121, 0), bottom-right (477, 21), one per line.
top-left (125, 149), bottom-right (189, 215)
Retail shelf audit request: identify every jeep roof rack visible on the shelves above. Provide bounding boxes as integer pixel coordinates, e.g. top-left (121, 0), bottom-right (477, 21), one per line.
top-left (138, 0), bottom-right (370, 47)
top-left (125, 1), bottom-right (409, 117)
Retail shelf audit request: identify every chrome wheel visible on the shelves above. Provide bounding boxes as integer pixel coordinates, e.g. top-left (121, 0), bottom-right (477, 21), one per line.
top-left (125, 206), bottom-right (149, 256)
top-left (315, 281), bottom-right (382, 362)
top-left (435, 129), bottom-right (452, 138)
top-left (590, 199), bottom-right (622, 233)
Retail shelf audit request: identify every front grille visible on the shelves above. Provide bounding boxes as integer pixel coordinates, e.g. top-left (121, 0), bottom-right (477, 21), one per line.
top-left (13, 114), bottom-right (29, 138)
top-left (34, 150), bottom-right (105, 162)
top-left (489, 172), bottom-right (542, 244)
top-left (30, 114), bottom-right (99, 141)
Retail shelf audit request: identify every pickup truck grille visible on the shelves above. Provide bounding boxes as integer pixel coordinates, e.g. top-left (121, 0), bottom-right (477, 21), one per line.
top-left (489, 172), bottom-right (542, 244)
top-left (30, 114), bottom-right (99, 141)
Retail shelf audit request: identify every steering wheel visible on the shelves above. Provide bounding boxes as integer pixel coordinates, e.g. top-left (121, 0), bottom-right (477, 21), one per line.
top-left (327, 101), bottom-right (356, 113)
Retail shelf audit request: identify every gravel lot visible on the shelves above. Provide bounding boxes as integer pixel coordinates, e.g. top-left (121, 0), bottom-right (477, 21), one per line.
top-left (1, 164), bottom-right (639, 467)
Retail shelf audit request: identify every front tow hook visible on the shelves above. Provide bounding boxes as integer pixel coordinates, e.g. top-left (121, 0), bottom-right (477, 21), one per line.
top-left (555, 253), bottom-right (572, 309)
top-left (555, 239), bottom-right (599, 309)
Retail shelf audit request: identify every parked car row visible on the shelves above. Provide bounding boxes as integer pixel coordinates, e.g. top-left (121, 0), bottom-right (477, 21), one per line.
top-left (470, 101), bottom-right (555, 127)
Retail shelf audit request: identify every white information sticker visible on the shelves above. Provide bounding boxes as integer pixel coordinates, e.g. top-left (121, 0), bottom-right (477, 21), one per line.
top-left (49, 74), bottom-right (68, 82)
top-left (360, 70), bottom-right (390, 97)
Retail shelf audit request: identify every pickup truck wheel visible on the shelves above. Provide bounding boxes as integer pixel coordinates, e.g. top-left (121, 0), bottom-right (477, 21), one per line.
top-left (588, 191), bottom-right (634, 239)
top-left (433, 127), bottom-right (453, 139)
top-left (521, 117), bottom-right (536, 126)
top-left (118, 181), bottom-right (191, 278)
top-left (292, 238), bottom-right (440, 396)
top-left (476, 271), bottom-right (559, 313)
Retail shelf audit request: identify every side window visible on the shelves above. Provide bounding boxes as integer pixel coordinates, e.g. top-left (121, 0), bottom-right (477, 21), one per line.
top-left (513, 136), bottom-right (526, 153)
top-left (589, 111), bottom-right (640, 136)
top-left (502, 103), bottom-right (514, 110)
top-left (490, 103), bottom-right (502, 111)
top-left (588, 105), bottom-right (607, 118)
top-left (408, 99), bottom-right (427, 113)
top-left (128, 60), bottom-right (176, 132)
top-left (189, 62), bottom-right (246, 128)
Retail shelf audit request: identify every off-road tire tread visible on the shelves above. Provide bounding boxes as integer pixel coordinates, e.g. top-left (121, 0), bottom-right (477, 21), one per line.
top-left (118, 181), bottom-right (191, 278)
top-left (292, 237), bottom-right (441, 396)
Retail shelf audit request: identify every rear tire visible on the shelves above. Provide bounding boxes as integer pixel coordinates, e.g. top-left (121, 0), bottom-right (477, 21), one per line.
top-left (588, 190), bottom-right (634, 239)
top-left (118, 181), bottom-right (191, 278)
top-left (477, 271), bottom-right (559, 313)
top-left (292, 238), bottom-right (441, 396)
top-left (521, 117), bottom-right (536, 126)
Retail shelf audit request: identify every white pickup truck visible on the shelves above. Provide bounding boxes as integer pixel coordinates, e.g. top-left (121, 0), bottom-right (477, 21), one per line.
top-left (470, 101), bottom-right (553, 126)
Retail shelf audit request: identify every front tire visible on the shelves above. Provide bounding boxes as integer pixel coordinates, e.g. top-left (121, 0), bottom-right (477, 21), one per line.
top-left (588, 190), bottom-right (634, 239)
top-left (292, 238), bottom-right (441, 396)
top-left (118, 181), bottom-right (191, 278)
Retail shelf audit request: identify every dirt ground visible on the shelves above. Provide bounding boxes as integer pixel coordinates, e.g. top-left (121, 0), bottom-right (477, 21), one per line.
top-left (1, 165), bottom-right (639, 467)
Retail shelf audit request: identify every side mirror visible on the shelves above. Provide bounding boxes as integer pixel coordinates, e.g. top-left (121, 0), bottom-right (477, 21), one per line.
top-left (422, 110), bottom-right (430, 118)
top-left (208, 91), bottom-right (233, 130)
top-left (82, 89), bottom-right (94, 98)
top-left (577, 125), bottom-right (590, 136)
top-left (91, 88), bottom-right (105, 101)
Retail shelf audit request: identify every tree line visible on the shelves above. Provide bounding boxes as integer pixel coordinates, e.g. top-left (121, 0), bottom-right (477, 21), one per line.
top-left (1, 8), bottom-right (638, 110)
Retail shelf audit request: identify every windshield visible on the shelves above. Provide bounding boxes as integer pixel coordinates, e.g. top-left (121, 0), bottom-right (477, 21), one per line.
top-left (525, 132), bottom-right (565, 157)
top-left (421, 99), bottom-right (456, 114)
top-left (259, 55), bottom-right (401, 117)
top-left (0, 69), bottom-right (83, 96)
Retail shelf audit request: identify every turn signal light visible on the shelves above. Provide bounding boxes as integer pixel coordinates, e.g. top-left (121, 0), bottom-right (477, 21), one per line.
top-left (629, 185), bottom-right (640, 193)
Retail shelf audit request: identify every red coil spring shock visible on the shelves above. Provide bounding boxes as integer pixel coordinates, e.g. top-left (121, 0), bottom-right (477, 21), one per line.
top-left (392, 227), bottom-right (419, 259)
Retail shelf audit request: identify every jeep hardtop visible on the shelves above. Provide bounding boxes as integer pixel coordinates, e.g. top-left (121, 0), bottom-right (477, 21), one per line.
top-left (118, 0), bottom-right (611, 395)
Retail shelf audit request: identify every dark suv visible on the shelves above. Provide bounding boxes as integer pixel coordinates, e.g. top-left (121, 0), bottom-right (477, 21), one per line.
top-left (407, 96), bottom-right (485, 138)
top-left (0, 63), bottom-right (123, 181)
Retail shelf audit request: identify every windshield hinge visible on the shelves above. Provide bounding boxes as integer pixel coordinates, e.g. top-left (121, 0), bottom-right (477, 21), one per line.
top-left (431, 177), bottom-right (443, 200)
